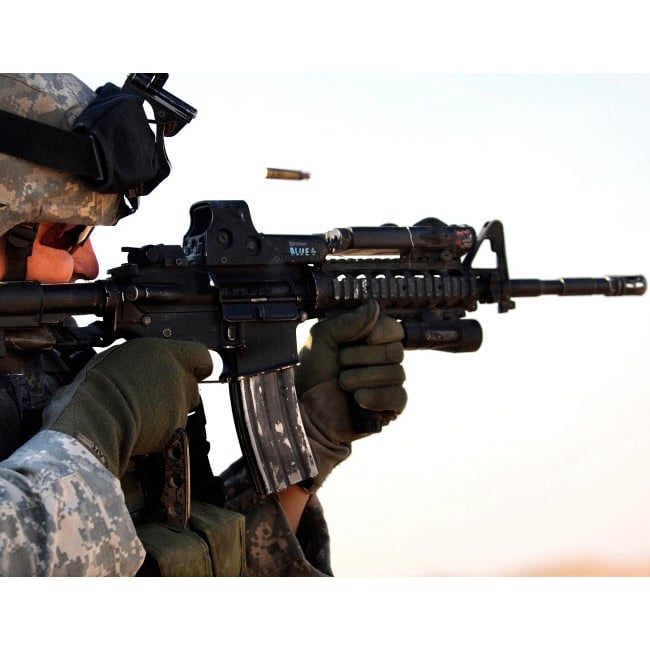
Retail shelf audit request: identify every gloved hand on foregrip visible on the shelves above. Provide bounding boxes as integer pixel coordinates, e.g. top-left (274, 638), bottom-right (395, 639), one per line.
top-left (295, 300), bottom-right (407, 492)
top-left (41, 338), bottom-right (213, 478)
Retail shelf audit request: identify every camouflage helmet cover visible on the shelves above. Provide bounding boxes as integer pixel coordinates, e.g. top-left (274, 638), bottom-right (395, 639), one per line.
top-left (0, 73), bottom-right (122, 238)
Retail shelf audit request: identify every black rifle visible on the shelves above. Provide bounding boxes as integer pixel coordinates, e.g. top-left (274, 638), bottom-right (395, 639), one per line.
top-left (0, 200), bottom-right (645, 495)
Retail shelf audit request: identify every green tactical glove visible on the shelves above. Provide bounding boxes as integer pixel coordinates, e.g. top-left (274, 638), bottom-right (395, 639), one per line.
top-left (41, 338), bottom-right (213, 478)
top-left (295, 300), bottom-right (407, 492)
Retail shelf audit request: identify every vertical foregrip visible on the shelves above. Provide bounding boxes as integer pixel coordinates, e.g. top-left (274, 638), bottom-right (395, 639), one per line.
top-left (229, 368), bottom-right (318, 495)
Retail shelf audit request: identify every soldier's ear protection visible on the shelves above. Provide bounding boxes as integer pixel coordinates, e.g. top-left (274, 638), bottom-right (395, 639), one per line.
top-left (0, 74), bottom-right (197, 218)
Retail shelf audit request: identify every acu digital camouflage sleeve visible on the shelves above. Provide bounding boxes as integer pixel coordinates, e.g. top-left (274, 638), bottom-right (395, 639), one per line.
top-left (0, 430), bottom-right (145, 576)
top-left (220, 458), bottom-right (333, 576)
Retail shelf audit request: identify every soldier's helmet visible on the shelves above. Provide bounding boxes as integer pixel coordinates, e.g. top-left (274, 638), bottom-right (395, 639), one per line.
top-left (0, 73), bottom-right (123, 239)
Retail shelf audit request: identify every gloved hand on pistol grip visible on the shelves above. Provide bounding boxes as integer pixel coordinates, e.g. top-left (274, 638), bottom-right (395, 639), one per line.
top-left (41, 338), bottom-right (213, 478)
top-left (295, 300), bottom-right (407, 492)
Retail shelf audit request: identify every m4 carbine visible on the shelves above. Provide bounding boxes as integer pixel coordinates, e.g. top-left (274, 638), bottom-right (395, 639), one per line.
top-left (0, 200), bottom-right (645, 495)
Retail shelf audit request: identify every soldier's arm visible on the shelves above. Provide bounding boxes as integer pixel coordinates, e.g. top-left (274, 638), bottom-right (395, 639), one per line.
top-left (278, 484), bottom-right (310, 532)
top-left (0, 430), bottom-right (145, 576)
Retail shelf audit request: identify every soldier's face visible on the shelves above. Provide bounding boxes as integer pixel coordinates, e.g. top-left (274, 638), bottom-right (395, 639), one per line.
top-left (0, 223), bottom-right (99, 282)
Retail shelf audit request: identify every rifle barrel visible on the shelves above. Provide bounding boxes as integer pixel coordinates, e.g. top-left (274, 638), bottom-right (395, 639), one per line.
top-left (509, 275), bottom-right (647, 297)
top-left (0, 281), bottom-right (107, 316)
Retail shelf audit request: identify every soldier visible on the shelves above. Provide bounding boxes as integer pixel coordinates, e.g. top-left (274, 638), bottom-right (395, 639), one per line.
top-left (0, 73), bottom-right (407, 576)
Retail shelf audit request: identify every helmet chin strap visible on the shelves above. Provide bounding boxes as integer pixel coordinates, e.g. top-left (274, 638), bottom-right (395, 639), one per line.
top-left (3, 223), bottom-right (37, 280)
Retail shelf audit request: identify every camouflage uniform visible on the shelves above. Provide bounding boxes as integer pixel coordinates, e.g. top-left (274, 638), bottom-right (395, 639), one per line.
top-left (0, 345), bottom-right (333, 576)
top-left (0, 430), bottom-right (144, 576)
top-left (221, 459), bottom-right (332, 576)
top-left (0, 346), bottom-right (146, 576)
top-left (0, 73), bottom-right (334, 577)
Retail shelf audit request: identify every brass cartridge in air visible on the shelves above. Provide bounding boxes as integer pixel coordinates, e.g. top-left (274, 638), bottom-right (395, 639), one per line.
top-left (265, 167), bottom-right (311, 180)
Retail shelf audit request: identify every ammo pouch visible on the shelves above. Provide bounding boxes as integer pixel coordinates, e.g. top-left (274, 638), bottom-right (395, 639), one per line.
top-left (135, 500), bottom-right (247, 577)
top-left (123, 410), bottom-right (248, 577)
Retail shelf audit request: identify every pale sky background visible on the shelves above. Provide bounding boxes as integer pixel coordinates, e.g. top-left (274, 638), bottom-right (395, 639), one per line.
top-left (77, 72), bottom-right (650, 577)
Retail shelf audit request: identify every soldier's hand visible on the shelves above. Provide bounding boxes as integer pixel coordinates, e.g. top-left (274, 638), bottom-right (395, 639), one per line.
top-left (295, 300), bottom-right (407, 492)
top-left (41, 338), bottom-right (213, 477)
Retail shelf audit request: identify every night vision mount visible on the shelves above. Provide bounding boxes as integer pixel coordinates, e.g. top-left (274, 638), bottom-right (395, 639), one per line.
top-left (0, 73), bottom-right (197, 199)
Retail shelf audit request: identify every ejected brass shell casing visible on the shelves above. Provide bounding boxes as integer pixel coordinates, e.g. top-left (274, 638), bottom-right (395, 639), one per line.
top-left (265, 167), bottom-right (311, 180)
